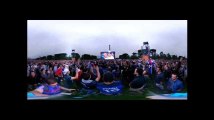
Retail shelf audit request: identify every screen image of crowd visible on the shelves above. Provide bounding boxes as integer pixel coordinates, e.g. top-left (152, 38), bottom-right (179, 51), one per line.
top-left (27, 58), bottom-right (187, 99)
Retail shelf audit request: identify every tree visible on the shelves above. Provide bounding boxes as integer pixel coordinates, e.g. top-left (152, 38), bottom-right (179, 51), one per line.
top-left (166, 53), bottom-right (171, 60)
top-left (156, 54), bottom-right (160, 59)
top-left (119, 53), bottom-right (130, 59)
top-left (163, 54), bottom-right (166, 59)
top-left (81, 54), bottom-right (97, 60)
top-left (138, 49), bottom-right (142, 57)
top-left (172, 55), bottom-right (178, 60)
top-left (81, 54), bottom-right (91, 60)
top-left (75, 53), bottom-right (80, 59)
top-left (71, 53), bottom-right (80, 60)
top-left (67, 55), bottom-right (72, 60)
top-left (178, 56), bottom-right (184, 60)
top-left (183, 56), bottom-right (186, 60)
top-left (131, 55), bottom-right (138, 59)
top-left (90, 55), bottom-right (97, 60)
top-left (54, 53), bottom-right (67, 60)
top-left (160, 52), bottom-right (163, 59)
top-left (132, 52), bottom-right (137, 56)
top-left (119, 55), bottom-right (122, 59)
top-left (154, 54), bottom-right (158, 59)
top-left (40, 56), bottom-right (46, 60)
top-left (175, 55), bottom-right (178, 60)
top-left (47, 55), bottom-right (54, 60)
top-left (131, 52), bottom-right (138, 59)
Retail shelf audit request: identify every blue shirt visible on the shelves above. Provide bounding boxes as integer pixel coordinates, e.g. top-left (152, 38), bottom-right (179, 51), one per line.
top-left (64, 74), bottom-right (72, 81)
top-left (81, 79), bottom-right (123, 95)
top-left (63, 74), bottom-right (73, 88)
top-left (167, 79), bottom-right (184, 93)
top-left (155, 72), bottom-right (164, 84)
top-left (96, 81), bottom-right (123, 95)
top-left (36, 84), bottom-right (61, 95)
top-left (129, 76), bottom-right (145, 89)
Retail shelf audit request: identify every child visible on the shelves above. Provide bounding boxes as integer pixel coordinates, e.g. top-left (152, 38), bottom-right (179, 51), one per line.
top-left (30, 77), bottom-right (75, 96)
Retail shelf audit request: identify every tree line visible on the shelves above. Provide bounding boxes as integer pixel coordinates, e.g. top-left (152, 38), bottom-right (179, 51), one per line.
top-left (119, 51), bottom-right (186, 60)
top-left (35, 53), bottom-right (97, 60)
top-left (33, 51), bottom-right (186, 60)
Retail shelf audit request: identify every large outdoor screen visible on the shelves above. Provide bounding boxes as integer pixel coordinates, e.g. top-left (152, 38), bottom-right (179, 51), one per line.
top-left (101, 52), bottom-right (115, 60)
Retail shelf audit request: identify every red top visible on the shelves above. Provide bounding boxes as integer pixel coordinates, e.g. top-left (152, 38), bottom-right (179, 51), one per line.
top-left (55, 68), bottom-right (62, 77)
top-left (77, 70), bottom-right (83, 81)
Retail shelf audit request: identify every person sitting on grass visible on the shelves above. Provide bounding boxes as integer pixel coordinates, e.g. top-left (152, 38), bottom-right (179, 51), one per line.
top-left (155, 66), bottom-right (165, 90)
top-left (129, 67), bottom-right (146, 91)
top-left (81, 65), bottom-right (101, 89)
top-left (30, 77), bottom-right (75, 96)
top-left (40, 68), bottom-right (49, 83)
top-left (96, 71), bottom-right (123, 95)
top-left (63, 67), bottom-right (79, 89)
top-left (167, 73), bottom-right (184, 93)
top-left (143, 70), bottom-right (150, 81)
top-left (48, 67), bottom-right (54, 78)
top-left (27, 71), bottom-right (40, 91)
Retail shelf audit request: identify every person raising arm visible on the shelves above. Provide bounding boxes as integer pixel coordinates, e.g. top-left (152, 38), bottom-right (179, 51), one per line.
top-left (95, 65), bottom-right (101, 82)
top-left (71, 68), bottom-right (79, 80)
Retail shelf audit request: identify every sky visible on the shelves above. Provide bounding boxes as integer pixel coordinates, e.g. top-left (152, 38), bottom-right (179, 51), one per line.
top-left (27, 20), bottom-right (187, 58)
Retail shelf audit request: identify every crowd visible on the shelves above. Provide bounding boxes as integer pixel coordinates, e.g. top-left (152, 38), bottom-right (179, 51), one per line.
top-left (27, 58), bottom-right (187, 96)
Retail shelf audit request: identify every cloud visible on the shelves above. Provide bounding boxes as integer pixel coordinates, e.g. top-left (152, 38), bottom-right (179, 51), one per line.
top-left (27, 20), bottom-right (187, 58)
